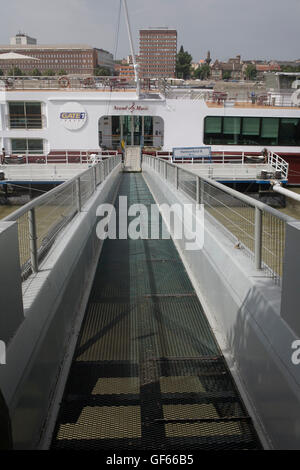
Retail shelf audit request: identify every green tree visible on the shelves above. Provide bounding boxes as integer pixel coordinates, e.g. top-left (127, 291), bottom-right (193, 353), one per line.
top-left (194, 64), bottom-right (210, 80)
top-left (94, 66), bottom-right (111, 76)
top-left (44, 69), bottom-right (55, 76)
top-left (176, 46), bottom-right (193, 79)
top-left (58, 69), bottom-right (67, 76)
top-left (245, 64), bottom-right (257, 80)
top-left (222, 70), bottom-right (232, 80)
top-left (0, 69), bottom-right (3, 76)
top-left (7, 67), bottom-right (23, 76)
top-left (32, 68), bottom-right (41, 76)
top-left (281, 64), bottom-right (300, 73)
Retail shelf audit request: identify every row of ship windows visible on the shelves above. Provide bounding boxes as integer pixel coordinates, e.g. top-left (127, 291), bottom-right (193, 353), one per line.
top-left (6, 104), bottom-right (300, 148)
top-left (204, 116), bottom-right (300, 146)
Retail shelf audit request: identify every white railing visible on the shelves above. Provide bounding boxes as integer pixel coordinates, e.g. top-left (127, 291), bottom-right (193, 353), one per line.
top-left (143, 154), bottom-right (295, 285)
top-left (3, 155), bottom-right (122, 279)
top-left (162, 150), bottom-right (289, 180)
top-left (267, 151), bottom-right (289, 180)
top-left (2, 150), bottom-right (119, 165)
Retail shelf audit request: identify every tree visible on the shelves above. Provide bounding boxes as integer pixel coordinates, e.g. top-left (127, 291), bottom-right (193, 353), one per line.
top-left (58, 69), bottom-right (67, 76)
top-left (7, 67), bottom-right (23, 76)
top-left (245, 64), bottom-right (257, 80)
top-left (194, 64), bottom-right (210, 80)
top-left (94, 66), bottom-right (111, 76)
top-left (0, 69), bottom-right (3, 76)
top-left (44, 69), bottom-right (55, 76)
top-left (222, 70), bottom-right (232, 80)
top-left (176, 46), bottom-right (193, 79)
top-left (281, 64), bottom-right (300, 73)
top-left (32, 68), bottom-right (41, 76)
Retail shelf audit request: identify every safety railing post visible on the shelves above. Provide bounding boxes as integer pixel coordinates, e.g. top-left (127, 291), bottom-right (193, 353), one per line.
top-left (93, 166), bottom-right (97, 191)
top-left (76, 177), bottom-right (81, 212)
top-left (255, 207), bottom-right (263, 270)
top-left (101, 161), bottom-right (104, 182)
top-left (196, 176), bottom-right (200, 204)
top-left (164, 160), bottom-right (167, 179)
top-left (28, 208), bottom-right (38, 273)
top-left (175, 166), bottom-right (179, 189)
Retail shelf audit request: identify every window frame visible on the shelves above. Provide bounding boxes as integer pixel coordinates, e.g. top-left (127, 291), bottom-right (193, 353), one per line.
top-left (204, 116), bottom-right (300, 146)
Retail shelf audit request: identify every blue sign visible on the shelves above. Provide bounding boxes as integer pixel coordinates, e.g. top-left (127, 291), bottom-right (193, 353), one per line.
top-left (173, 147), bottom-right (212, 161)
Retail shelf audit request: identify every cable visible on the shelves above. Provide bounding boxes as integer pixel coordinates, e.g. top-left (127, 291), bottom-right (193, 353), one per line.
top-left (0, 183), bottom-right (48, 194)
top-left (105, 0), bottom-right (122, 117)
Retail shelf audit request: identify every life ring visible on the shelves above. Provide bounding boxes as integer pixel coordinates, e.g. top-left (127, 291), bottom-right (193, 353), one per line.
top-left (291, 89), bottom-right (300, 107)
top-left (83, 76), bottom-right (95, 87)
top-left (58, 76), bottom-right (70, 88)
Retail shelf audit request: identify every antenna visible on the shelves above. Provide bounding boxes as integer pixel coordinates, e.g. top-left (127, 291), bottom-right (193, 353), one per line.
top-left (122, 0), bottom-right (140, 98)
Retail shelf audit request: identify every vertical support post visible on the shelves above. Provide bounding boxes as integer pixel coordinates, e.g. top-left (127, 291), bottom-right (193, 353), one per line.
top-left (164, 160), bottom-right (167, 179)
top-left (200, 178), bottom-right (204, 205)
top-left (100, 162), bottom-right (104, 183)
top-left (196, 176), bottom-right (200, 204)
top-left (255, 207), bottom-right (262, 270)
top-left (175, 166), bottom-right (179, 190)
top-left (93, 166), bottom-right (97, 191)
top-left (76, 178), bottom-right (81, 212)
top-left (28, 208), bottom-right (38, 273)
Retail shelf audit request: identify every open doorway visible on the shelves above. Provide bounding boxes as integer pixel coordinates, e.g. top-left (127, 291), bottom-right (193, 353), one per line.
top-left (98, 115), bottom-right (164, 149)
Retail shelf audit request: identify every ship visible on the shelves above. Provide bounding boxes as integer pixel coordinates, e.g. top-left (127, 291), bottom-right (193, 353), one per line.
top-left (0, 0), bottom-right (300, 452)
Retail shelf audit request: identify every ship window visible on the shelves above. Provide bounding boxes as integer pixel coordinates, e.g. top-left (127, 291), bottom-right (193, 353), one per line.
top-left (279, 118), bottom-right (300, 145)
top-left (204, 116), bottom-right (300, 146)
top-left (223, 117), bottom-right (241, 134)
top-left (9, 101), bottom-right (42, 129)
top-left (242, 118), bottom-right (260, 135)
top-left (11, 138), bottom-right (43, 154)
top-left (261, 118), bottom-right (279, 138)
top-left (205, 116), bottom-right (222, 133)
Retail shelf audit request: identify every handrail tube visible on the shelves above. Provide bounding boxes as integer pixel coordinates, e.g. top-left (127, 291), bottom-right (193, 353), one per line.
top-left (144, 155), bottom-right (295, 224)
top-left (3, 157), bottom-right (119, 222)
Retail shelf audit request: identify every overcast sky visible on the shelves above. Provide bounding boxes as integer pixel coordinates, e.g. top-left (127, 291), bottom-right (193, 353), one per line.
top-left (1, 0), bottom-right (299, 62)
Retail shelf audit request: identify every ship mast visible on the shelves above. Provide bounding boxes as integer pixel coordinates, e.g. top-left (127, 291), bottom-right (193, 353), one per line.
top-left (122, 0), bottom-right (140, 98)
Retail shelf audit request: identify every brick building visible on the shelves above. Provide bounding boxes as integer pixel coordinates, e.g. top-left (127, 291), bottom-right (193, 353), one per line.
top-left (211, 55), bottom-right (244, 80)
top-left (114, 63), bottom-right (135, 80)
top-left (139, 28), bottom-right (177, 78)
top-left (0, 36), bottom-right (114, 75)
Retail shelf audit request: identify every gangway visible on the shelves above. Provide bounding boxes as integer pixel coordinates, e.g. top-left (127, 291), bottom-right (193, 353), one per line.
top-left (51, 173), bottom-right (261, 450)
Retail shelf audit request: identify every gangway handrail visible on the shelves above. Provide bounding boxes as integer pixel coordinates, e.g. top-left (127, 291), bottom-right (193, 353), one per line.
top-left (143, 154), bottom-right (296, 284)
top-left (3, 155), bottom-right (122, 279)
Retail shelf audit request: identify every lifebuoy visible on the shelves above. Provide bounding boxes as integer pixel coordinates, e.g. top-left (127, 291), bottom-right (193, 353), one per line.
top-left (291, 89), bottom-right (300, 107)
top-left (58, 76), bottom-right (70, 88)
top-left (83, 77), bottom-right (95, 87)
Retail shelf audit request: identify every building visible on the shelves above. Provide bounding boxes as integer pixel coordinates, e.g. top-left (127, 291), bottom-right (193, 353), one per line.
top-left (0, 37), bottom-right (114, 75)
top-left (139, 27), bottom-right (177, 78)
top-left (191, 60), bottom-right (205, 71)
top-left (10, 33), bottom-right (37, 46)
top-left (95, 49), bottom-right (114, 73)
top-left (114, 63), bottom-right (135, 80)
top-left (211, 55), bottom-right (244, 80)
top-left (255, 62), bottom-right (281, 79)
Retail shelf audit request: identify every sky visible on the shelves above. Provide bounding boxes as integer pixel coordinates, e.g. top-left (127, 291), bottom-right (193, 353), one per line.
top-left (0, 0), bottom-right (299, 62)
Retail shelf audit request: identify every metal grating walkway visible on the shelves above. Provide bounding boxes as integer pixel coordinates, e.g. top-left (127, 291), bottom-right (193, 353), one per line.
top-left (51, 173), bottom-right (262, 450)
